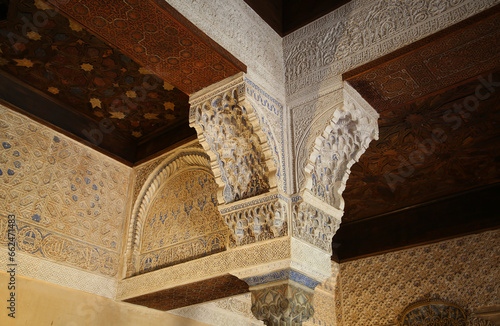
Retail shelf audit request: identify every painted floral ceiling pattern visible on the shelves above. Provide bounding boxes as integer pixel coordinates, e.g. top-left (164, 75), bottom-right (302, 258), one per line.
top-left (0, 0), bottom-right (190, 139)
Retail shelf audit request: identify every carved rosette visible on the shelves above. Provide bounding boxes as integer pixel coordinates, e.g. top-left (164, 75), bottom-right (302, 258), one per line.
top-left (303, 82), bottom-right (379, 211)
top-left (251, 283), bottom-right (315, 326)
top-left (190, 74), bottom-right (277, 205)
top-left (219, 193), bottom-right (287, 247)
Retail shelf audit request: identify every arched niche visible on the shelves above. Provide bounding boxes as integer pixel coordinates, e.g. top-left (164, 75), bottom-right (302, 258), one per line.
top-left (124, 147), bottom-right (229, 277)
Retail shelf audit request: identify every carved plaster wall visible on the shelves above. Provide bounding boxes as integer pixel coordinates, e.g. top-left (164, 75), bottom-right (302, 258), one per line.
top-left (303, 84), bottom-right (379, 210)
top-left (335, 229), bottom-right (500, 326)
top-left (190, 74), bottom-right (278, 204)
top-left (285, 0), bottom-right (499, 193)
top-left (220, 193), bottom-right (287, 247)
top-left (0, 105), bottom-right (130, 277)
top-left (125, 146), bottom-right (229, 277)
top-left (284, 0), bottom-right (499, 102)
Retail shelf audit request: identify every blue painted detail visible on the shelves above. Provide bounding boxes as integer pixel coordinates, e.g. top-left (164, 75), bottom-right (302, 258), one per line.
top-left (92, 184), bottom-right (98, 190)
top-left (90, 202), bottom-right (95, 208)
top-left (243, 269), bottom-right (320, 289)
top-left (289, 270), bottom-right (321, 289)
top-left (53, 136), bottom-right (60, 143)
top-left (72, 195), bottom-right (78, 201)
top-left (13, 161), bottom-right (21, 168)
top-left (2, 142), bottom-right (11, 149)
top-left (71, 184), bottom-right (77, 191)
top-left (84, 177), bottom-right (91, 184)
top-left (0, 169), bottom-right (2, 175)
top-left (94, 195), bottom-right (99, 201)
top-left (31, 214), bottom-right (41, 222)
top-left (13, 151), bottom-right (20, 157)
top-left (7, 169), bottom-right (14, 175)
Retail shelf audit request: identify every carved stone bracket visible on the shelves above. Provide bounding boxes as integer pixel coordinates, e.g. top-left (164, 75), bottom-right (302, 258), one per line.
top-left (219, 191), bottom-right (287, 247)
top-left (303, 82), bottom-right (379, 211)
top-left (244, 269), bottom-right (318, 326)
top-left (190, 73), bottom-right (277, 205)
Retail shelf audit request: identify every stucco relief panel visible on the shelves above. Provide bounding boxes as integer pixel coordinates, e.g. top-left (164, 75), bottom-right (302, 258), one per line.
top-left (139, 169), bottom-right (229, 273)
top-left (284, 0), bottom-right (499, 99)
top-left (335, 230), bottom-right (500, 326)
top-left (0, 105), bottom-right (130, 276)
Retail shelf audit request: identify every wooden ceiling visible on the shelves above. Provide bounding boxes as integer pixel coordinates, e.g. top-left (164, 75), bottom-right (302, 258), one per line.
top-left (0, 0), bottom-right (245, 164)
top-left (334, 5), bottom-right (500, 261)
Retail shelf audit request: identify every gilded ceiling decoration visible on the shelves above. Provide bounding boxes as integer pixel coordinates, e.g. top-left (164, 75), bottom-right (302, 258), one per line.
top-left (0, 0), bottom-right (190, 140)
top-left (45, 0), bottom-right (246, 95)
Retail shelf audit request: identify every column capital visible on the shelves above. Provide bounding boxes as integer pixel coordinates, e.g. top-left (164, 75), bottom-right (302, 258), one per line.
top-left (244, 269), bottom-right (316, 326)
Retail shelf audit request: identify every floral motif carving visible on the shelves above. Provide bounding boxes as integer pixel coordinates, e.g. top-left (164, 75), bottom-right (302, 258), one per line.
top-left (190, 75), bottom-right (277, 204)
top-left (221, 194), bottom-right (287, 247)
top-left (304, 84), bottom-right (379, 210)
top-left (284, 0), bottom-right (498, 98)
top-left (125, 147), bottom-right (229, 277)
top-left (292, 201), bottom-right (340, 253)
top-left (251, 283), bottom-right (315, 326)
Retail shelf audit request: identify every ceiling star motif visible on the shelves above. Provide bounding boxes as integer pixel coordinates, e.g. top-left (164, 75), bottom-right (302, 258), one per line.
top-left (46, 0), bottom-right (246, 94)
top-left (0, 0), bottom-right (191, 140)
